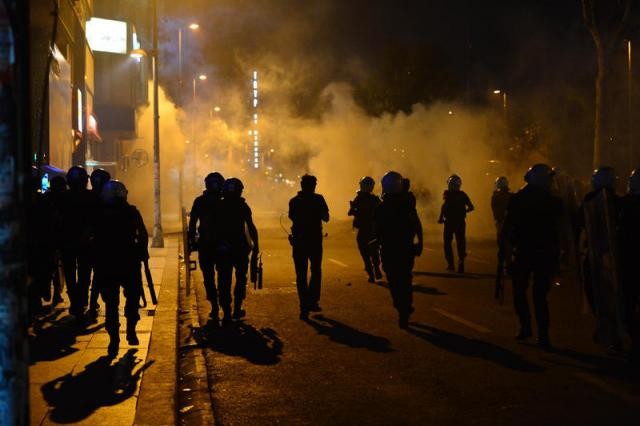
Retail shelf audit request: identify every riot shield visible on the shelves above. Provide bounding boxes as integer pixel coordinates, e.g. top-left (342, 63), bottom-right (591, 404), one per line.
top-left (583, 190), bottom-right (626, 347)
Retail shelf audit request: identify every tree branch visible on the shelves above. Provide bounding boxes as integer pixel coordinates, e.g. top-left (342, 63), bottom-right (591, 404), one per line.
top-left (581, 0), bottom-right (600, 41)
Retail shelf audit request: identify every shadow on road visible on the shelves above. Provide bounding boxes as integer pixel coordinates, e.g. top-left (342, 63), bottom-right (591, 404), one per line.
top-left (375, 281), bottom-right (447, 296)
top-left (522, 343), bottom-right (640, 382)
top-left (408, 322), bottom-right (544, 372)
top-left (195, 322), bottom-right (283, 365)
top-left (41, 349), bottom-right (153, 423)
top-left (29, 311), bottom-right (105, 364)
top-left (305, 314), bottom-right (394, 353)
top-left (414, 271), bottom-right (495, 280)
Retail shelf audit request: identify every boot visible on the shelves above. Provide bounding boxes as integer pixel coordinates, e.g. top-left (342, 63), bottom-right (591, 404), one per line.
top-left (457, 260), bottom-right (465, 274)
top-left (232, 303), bottom-right (246, 320)
top-left (515, 326), bottom-right (532, 340)
top-left (221, 306), bottom-right (233, 327)
top-left (107, 331), bottom-right (120, 358)
top-left (126, 322), bottom-right (139, 346)
top-left (374, 266), bottom-right (383, 280)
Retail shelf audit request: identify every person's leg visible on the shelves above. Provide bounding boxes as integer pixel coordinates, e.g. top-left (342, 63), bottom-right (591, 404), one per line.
top-left (443, 224), bottom-right (454, 269)
top-left (532, 262), bottom-right (552, 345)
top-left (216, 253), bottom-right (233, 322)
top-left (123, 266), bottom-right (143, 345)
top-left (233, 253), bottom-right (249, 318)
top-left (77, 249), bottom-right (93, 313)
top-left (357, 232), bottom-right (374, 281)
top-left (370, 240), bottom-right (383, 279)
top-left (61, 250), bottom-right (80, 316)
top-left (100, 279), bottom-right (120, 357)
top-left (199, 250), bottom-right (219, 319)
top-left (293, 244), bottom-right (309, 317)
top-left (456, 222), bottom-right (467, 273)
top-left (308, 242), bottom-right (323, 308)
top-left (512, 257), bottom-right (533, 338)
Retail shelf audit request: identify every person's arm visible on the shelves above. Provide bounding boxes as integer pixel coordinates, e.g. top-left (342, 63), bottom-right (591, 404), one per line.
top-left (133, 207), bottom-right (149, 260)
top-left (188, 199), bottom-right (199, 241)
top-left (465, 193), bottom-right (475, 213)
top-left (320, 196), bottom-right (329, 222)
top-left (438, 203), bottom-right (445, 223)
top-left (348, 198), bottom-right (357, 217)
top-left (288, 198), bottom-right (296, 222)
top-left (413, 210), bottom-right (424, 256)
top-left (246, 207), bottom-right (259, 253)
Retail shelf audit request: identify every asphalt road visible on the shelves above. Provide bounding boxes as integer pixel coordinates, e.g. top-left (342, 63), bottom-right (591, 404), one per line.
top-left (186, 216), bottom-right (639, 426)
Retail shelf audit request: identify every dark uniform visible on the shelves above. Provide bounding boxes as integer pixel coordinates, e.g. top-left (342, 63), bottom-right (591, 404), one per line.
top-left (60, 169), bottom-right (97, 319)
top-left (215, 178), bottom-right (258, 323)
top-left (189, 189), bottom-right (223, 318)
top-left (375, 190), bottom-right (422, 328)
top-left (439, 189), bottom-right (474, 271)
top-left (93, 187), bottom-right (147, 356)
top-left (618, 191), bottom-right (640, 363)
top-left (492, 188), bottom-right (512, 243)
top-left (348, 190), bottom-right (382, 282)
top-left (502, 183), bottom-right (562, 345)
top-left (87, 169), bottom-right (111, 317)
top-left (289, 178), bottom-right (329, 318)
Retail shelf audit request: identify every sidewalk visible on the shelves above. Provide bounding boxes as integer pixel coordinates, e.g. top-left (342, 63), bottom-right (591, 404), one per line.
top-left (29, 236), bottom-right (179, 426)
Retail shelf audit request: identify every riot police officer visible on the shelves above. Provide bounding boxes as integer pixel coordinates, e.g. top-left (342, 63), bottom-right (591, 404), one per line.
top-left (348, 176), bottom-right (382, 283)
top-left (438, 174), bottom-right (474, 273)
top-left (289, 175), bottom-right (329, 319)
top-left (618, 168), bottom-right (640, 364)
top-left (501, 164), bottom-right (562, 347)
top-left (93, 180), bottom-right (148, 357)
top-left (87, 168), bottom-right (111, 320)
top-left (215, 178), bottom-right (259, 326)
top-left (189, 172), bottom-right (225, 322)
top-left (491, 176), bottom-right (512, 244)
top-left (375, 171), bottom-right (423, 329)
top-left (60, 166), bottom-right (96, 321)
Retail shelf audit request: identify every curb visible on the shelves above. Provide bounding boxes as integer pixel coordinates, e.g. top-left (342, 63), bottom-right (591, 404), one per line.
top-left (134, 237), bottom-right (179, 426)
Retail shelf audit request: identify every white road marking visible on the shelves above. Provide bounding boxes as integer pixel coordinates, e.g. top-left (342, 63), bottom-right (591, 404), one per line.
top-left (328, 258), bottom-right (348, 268)
top-left (432, 308), bottom-right (492, 334)
top-left (573, 373), bottom-right (640, 403)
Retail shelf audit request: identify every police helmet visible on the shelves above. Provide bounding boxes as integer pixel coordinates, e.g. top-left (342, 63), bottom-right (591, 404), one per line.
top-left (447, 174), bottom-right (462, 191)
top-left (90, 168), bottom-right (111, 191)
top-left (66, 166), bottom-right (89, 189)
top-left (495, 176), bottom-right (509, 191)
top-left (524, 163), bottom-right (555, 189)
top-left (359, 176), bottom-right (375, 193)
top-left (628, 168), bottom-right (640, 195)
top-left (381, 171), bottom-right (403, 194)
top-left (591, 166), bottom-right (616, 191)
top-left (204, 172), bottom-right (225, 193)
top-left (102, 180), bottom-right (128, 203)
top-left (223, 177), bottom-right (244, 197)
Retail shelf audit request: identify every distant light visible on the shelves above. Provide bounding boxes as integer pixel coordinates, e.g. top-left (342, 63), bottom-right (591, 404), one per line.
top-left (213, 106), bottom-right (221, 112)
top-left (493, 89), bottom-right (501, 94)
top-left (448, 110), bottom-right (453, 115)
top-left (198, 74), bottom-right (207, 81)
top-left (129, 49), bottom-right (146, 59)
top-left (189, 23), bottom-right (200, 30)
top-left (185, 140), bottom-right (191, 144)
top-left (248, 130), bottom-right (253, 135)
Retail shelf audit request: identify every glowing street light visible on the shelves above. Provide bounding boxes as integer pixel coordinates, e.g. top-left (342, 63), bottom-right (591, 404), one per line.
top-left (198, 74), bottom-right (207, 81)
top-left (493, 89), bottom-right (501, 94)
top-left (129, 49), bottom-right (146, 59)
top-left (213, 106), bottom-right (221, 112)
top-left (188, 23), bottom-right (200, 30)
top-left (179, 23), bottom-right (201, 87)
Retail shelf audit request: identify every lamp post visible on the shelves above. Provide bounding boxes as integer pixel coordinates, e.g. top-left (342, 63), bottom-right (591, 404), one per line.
top-left (178, 22), bottom-right (199, 88)
top-left (151, 0), bottom-right (163, 248)
top-left (493, 89), bottom-right (508, 143)
top-left (191, 74), bottom-right (207, 195)
top-left (627, 40), bottom-right (634, 170)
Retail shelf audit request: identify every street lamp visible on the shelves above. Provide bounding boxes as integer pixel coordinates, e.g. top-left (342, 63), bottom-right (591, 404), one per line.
top-left (178, 22), bottom-right (200, 88)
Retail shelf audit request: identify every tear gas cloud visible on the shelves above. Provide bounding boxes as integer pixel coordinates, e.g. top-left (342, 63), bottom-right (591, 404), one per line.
top-left (125, 78), bottom-right (529, 238)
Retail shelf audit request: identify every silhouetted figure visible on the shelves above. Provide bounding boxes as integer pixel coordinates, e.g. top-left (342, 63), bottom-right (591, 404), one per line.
top-left (27, 167), bottom-right (52, 316)
top-left (87, 168), bottom-right (111, 321)
top-left (348, 176), bottom-right (382, 283)
top-left (580, 166), bottom-right (624, 349)
top-left (289, 175), bottom-right (329, 319)
top-left (491, 176), bottom-right (512, 245)
top-left (60, 166), bottom-right (97, 321)
top-left (215, 178), bottom-right (259, 326)
top-left (438, 174), bottom-right (473, 273)
top-left (402, 178), bottom-right (424, 259)
top-left (45, 175), bottom-right (68, 306)
top-left (375, 171), bottom-right (423, 329)
top-left (93, 181), bottom-right (148, 357)
top-left (620, 168), bottom-right (640, 365)
top-left (501, 164), bottom-right (562, 348)
top-left (189, 172), bottom-right (225, 322)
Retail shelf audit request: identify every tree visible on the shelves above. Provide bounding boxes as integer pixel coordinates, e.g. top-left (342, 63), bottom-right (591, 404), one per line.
top-left (581, 0), bottom-right (633, 168)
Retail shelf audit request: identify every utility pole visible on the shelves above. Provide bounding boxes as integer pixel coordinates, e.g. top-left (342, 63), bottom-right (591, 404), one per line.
top-left (0, 1), bottom-right (30, 424)
top-left (151, 0), bottom-right (164, 248)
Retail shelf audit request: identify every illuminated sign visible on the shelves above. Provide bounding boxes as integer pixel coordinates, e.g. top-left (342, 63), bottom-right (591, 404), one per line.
top-left (86, 18), bottom-right (128, 54)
